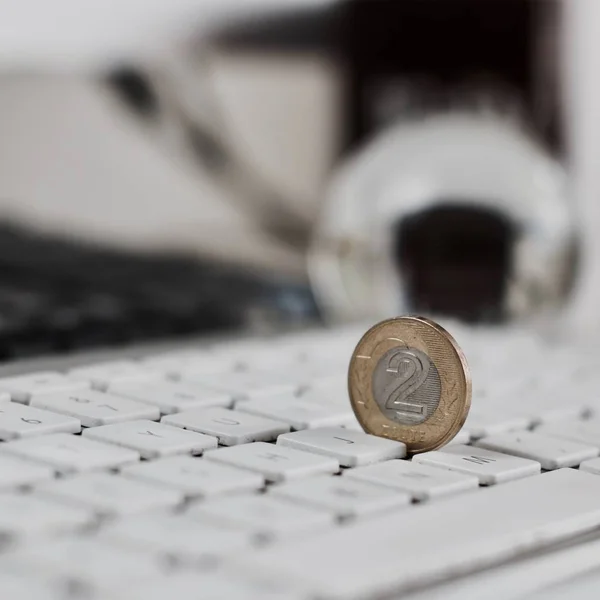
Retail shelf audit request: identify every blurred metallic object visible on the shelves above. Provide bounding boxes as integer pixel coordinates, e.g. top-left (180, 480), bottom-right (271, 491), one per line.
top-left (309, 113), bottom-right (577, 323)
top-left (103, 0), bottom-right (577, 325)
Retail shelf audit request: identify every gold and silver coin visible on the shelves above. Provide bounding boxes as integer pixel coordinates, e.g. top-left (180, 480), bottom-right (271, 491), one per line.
top-left (348, 316), bottom-right (471, 454)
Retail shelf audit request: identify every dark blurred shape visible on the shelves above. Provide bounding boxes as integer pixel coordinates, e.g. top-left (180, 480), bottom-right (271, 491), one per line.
top-left (396, 205), bottom-right (517, 323)
top-left (338, 0), bottom-right (561, 154)
top-left (203, 0), bottom-right (568, 324)
top-left (0, 225), bottom-right (317, 361)
top-left (106, 66), bottom-right (160, 119)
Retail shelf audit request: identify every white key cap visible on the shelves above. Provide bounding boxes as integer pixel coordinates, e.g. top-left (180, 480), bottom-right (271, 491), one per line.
top-left (82, 420), bottom-right (217, 459)
top-left (143, 350), bottom-right (236, 378)
top-left (277, 427), bottom-right (406, 467)
top-left (188, 493), bottom-right (332, 541)
top-left (525, 570), bottom-right (600, 600)
top-left (447, 429), bottom-right (471, 445)
top-left (344, 459), bottom-right (479, 501)
top-left (580, 456), bottom-right (600, 476)
top-left (0, 371), bottom-right (87, 404)
top-left (123, 571), bottom-right (307, 600)
top-left (413, 444), bottom-right (541, 485)
top-left (293, 378), bottom-right (349, 406)
top-left (236, 469), bottom-right (600, 600)
top-left (0, 573), bottom-right (56, 600)
top-left (1, 433), bottom-right (139, 474)
top-left (67, 360), bottom-right (160, 390)
top-left (0, 493), bottom-right (91, 539)
top-left (110, 380), bottom-right (233, 414)
top-left (162, 407), bottom-right (289, 445)
top-left (5, 538), bottom-right (158, 592)
top-left (31, 389), bottom-right (160, 427)
top-left (204, 442), bottom-right (339, 482)
top-left (38, 472), bottom-right (182, 516)
top-left (475, 431), bottom-right (599, 470)
top-left (537, 420), bottom-right (600, 449)
top-left (270, 475), bottom-right (410, 519)
top-left (182, 370), bottom-right (298, 401)
top-left (235, 396), bottom-right (354, 430)
top-left (0, 402), bottom-right (80, 440)
top-left (394, 536), bottom-right (600, 600)
top-left (0, 454), bottom-right (54, 489)
top-left (121, 455), bottom-right (264, 498)
top-left (101, 513), bottom-right (249, 564)
top-left (463, 409), bottom-right (531, 439)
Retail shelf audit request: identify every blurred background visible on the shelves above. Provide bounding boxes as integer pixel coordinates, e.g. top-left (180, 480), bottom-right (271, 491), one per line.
top-left (0, 0), bottom-right (598, 358)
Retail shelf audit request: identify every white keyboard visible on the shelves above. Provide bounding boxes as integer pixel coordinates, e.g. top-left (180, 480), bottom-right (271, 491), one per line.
top-left (1, 323), bottom-right (600, 600)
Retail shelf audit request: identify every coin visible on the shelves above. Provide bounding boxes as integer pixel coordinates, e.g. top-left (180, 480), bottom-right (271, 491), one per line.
top-left (348, 316), bottom-right (471, 454)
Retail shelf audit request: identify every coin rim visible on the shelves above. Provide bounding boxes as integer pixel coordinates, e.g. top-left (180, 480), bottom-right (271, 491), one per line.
top-left (347, 316), bottom-right (471, 454)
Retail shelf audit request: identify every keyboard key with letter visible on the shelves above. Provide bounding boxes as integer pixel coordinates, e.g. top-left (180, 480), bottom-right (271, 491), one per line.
top-left (475, 431), bottom-right (599, 469)
top-left (121, 455), bottom-right (264, 498)
top-left (188, 493), bottom-right (332, 541)
top-left (0, 402), bottom-right (81, 439)
top-left (413, 444), bottom-right (541, 485)
top-left (110, 380), bottom-right (233, 414)
top-left (38, 472), bottom-right (182, 516)
top-left (31, 389), bottom-right (160, 427)
top-left (344, 459), bottom-right (479, 500)
top-left (0, 371), bottom-right (87, 404)
top-left (270, 475), bottom-right (411, 519)
top-left (162, 407), bottom-right (290, 445)
top-left (204, 442), bottom-right (339, 482)
top-left (277, 427), bottom-right (406, 466)
top-left (82, 420), bottom-right (218, 458)
top-left (1, 433), bottom-right (140, 474)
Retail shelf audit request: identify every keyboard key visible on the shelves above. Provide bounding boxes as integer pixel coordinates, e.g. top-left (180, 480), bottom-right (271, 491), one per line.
top-left (38, 472), bottom-right (182, 516)
top-left (236, 469), bottom-right (600, 600)
top-left (270, 475), bottom-right (411, 519)
top-left (101, 513), bottom-right (249, 565)
top-left (536, 420), bottom-right (600, 449)
top-left (0, 493), bottom-right (91, 539)
top-left (67, 360), bottom-right (160, 391)
top-left (0, 573), bottom-right (55, 600)
top-left (0, 454), bottom-right (54, 489)
top-left (1, 433), bottom-right (139, 474)
top-left (463, 409), bottom-right (531, 439)
top-left (204, 442), bottom-right (339, 483)
top-left (413, 444), bottom-right (540, 485)
top-left (162, 407), bottom-right (290, 445)
top-left (110, 380), bottom-right (233, 414)
top-left (143, 350), bottom-right (236, 378)
top-left (344, 459), bottom-right (479, 500)
top-left (82, 420), bottom-right (218, 459)
top-left (446, 429), bottom-right (471, 445)
top-left (188, 493), bottom-right (332, 541)
top-left (295, 377), bottom-right (349, 406)
top-left (580, 457), bottom-right (600, 476)
top-left (0, 402), bottom-right (80, 439)
top-left (121, 455), bottom-right (264, 498)
top-left (123, 571), bottom-right (307, 600)
top-left (182, 370), bottom-right (298, 401)
top-left (31, 389), bottom-right (160, 427)
top-left (4, 538), bottom-right (158, 594)
top-left (475, 431), bottom-right (599, 470)
top-left (235, 396), bottom-right (354, 430)
top-left (0, 371), bottom-right (87, 404)
top-left (277, 427), bottom-right (406, 467)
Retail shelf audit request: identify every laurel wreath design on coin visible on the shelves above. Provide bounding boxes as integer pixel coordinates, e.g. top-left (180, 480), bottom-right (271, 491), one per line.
top-left (348, 316), bottom-right (471, 454)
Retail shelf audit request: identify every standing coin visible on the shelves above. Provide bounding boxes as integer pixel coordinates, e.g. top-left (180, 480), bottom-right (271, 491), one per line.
top-left (348, 316), bottom-right (471, 454)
